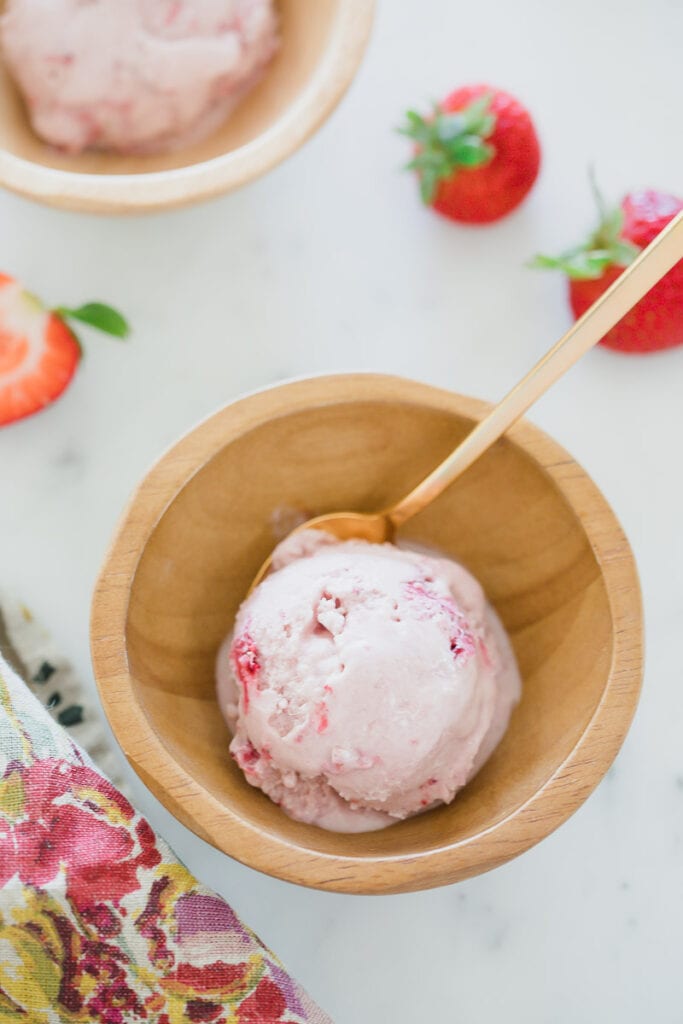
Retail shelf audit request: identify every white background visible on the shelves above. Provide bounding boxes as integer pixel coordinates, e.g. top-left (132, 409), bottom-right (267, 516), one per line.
top-left (1, 1), bottom-right (682, 1020)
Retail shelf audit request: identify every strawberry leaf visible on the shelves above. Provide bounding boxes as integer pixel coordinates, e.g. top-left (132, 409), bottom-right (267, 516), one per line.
top-left (462, 92), bottom-right (494, 124)
top-left (529, 249), bottom-right (614, 279)
top-left (528, 254), bottom-right (564, 270)
top-left (560, 251), bottom-right (614, 279)
top-left (398, 110), bottom-right (433, 145)
top-left (420, 167), bottom-right (440, 204)
top-left (56, 303), bottom-right (130, 339)
top-left (434, 112), bottom-right (468, 142)
top-left (609, 239), bottom-right (640, 267)
top-left (448, 136), bottom-right (495, 167)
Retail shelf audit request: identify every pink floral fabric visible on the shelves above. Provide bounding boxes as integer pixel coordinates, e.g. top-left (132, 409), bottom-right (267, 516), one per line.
top-left (0, 655), bottom-right (332, 1023)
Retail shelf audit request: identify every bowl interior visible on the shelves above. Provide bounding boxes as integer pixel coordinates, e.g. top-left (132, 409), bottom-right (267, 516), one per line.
top-left (0, 0), bottom-right (338, 175)
top-left (125, 394), bottom-right (612, 861)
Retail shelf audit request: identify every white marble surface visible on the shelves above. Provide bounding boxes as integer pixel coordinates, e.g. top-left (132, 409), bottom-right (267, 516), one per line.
top-left (1, 1), bottom-right (682, 1020)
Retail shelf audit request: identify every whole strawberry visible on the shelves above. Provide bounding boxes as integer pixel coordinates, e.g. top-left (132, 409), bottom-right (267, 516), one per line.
top-left (400, 84), bottom-right (541, 224)
top-left (0, 274), bottom-right (129, 426)
top-left (532, 183), bottom-right (683, 353)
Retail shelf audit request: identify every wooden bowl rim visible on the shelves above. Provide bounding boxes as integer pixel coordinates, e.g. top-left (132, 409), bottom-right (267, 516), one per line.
top-left (90, 373), bottom-right (643, 893)
top-left (0, 0), bottom-right (374, 213)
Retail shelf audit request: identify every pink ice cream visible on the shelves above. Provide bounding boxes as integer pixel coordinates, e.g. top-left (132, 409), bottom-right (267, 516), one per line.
top-left (1, 0), bottom-right (278, 154)
top-left (217, 531), bottom-right (521, 833)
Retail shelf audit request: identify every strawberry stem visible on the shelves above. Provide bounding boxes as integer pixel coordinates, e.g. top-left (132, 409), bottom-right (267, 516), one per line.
top-left (588, 165), bottom-right (609, 227)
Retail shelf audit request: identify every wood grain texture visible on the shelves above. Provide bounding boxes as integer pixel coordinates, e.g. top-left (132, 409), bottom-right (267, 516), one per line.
top-left (90, 374), bottom-right (643, 894)
top-left (0, 0), bottom-right (374, 213)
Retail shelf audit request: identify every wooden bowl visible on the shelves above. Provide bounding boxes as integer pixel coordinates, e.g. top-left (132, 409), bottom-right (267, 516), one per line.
top-left (91, 374), bottom-right (643, 894)
top-left (0, 0), bottom-right (374, 213)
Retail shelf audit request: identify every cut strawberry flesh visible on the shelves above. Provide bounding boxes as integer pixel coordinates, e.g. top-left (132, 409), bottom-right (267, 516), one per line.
top-left (0, 328), bottom-right (29, 374)
top-left (0, 279), bottom-right (80, 426)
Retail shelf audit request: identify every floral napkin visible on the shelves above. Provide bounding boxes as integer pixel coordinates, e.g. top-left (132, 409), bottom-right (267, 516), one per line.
top-left (0, 595), bottom-right (125, 791)
top-left (0, 620), bottom-right (332, 1023)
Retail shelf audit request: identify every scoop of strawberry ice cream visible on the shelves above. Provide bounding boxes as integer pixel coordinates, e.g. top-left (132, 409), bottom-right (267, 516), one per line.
top-left (217, 531), bottom-right (521, 833)
top-left (1, 0), bottom-right (278, 154)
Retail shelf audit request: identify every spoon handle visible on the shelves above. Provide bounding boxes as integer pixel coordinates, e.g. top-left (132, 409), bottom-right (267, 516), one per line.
top-left (389, 208), bottom-right (683, 529)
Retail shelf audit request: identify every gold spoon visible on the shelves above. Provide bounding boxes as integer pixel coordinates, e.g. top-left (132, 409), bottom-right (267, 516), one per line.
top-left (251, 210), bottom-right (683, 592)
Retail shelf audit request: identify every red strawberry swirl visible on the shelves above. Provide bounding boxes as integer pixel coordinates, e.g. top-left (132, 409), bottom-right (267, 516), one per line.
top-left (405, 579), bottom-right (476, 661)
top-left (230, 631), bottom-right (261, 712)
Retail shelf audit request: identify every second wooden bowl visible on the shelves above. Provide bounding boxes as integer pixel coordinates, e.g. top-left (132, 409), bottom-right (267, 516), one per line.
top-left (91, 374), bottom-right (643, 893)
top-left (0, 0), bottom-right (374, 213)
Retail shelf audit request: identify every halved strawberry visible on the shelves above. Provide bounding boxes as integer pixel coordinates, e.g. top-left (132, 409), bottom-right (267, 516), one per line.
top-left (0, 275), bottom-right (128, 426)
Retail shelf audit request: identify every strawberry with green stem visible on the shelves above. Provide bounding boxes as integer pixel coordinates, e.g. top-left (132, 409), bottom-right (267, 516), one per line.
top-left (400, 84), bottom-right (541, 224)
top-left (0, 274), bottom-right (129, 426)
top-left (532, 176), bottom-right (683, 353)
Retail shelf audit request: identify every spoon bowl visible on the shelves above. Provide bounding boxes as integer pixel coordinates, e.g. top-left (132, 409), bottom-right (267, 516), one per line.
top-left (91, 373), bottom-right (643, 893)
top-left (248, 509), bottom-right (391, 591)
